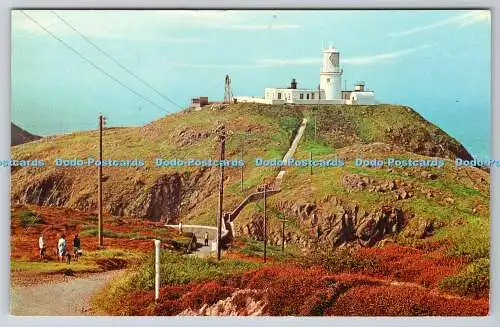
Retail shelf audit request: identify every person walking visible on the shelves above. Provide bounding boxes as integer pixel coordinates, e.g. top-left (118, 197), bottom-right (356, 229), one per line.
top-left (178, 221), bottom-right (183, 234)
top-left (73, 233), bottom-right (81, 261)
top-left (204, 232), bottom-right (209, 246)
top-left (57, 234), bottom-right (67, 263)
top-left (38, 232), bottom-right (45, 260)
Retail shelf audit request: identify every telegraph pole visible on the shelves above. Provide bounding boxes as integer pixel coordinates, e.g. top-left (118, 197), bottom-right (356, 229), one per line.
top-left (97, 113), bottom-right (106, 247)
top-left (240, 135), bottom-right (244, 193)
top-left (263, 183), bottom-right (268, 263)
top-left (215, 123), bottom-right (226, 261)
top-left (316, 84), bottom-right (320, 142)
top-left (310, 151), bottom-right (313, 176)
top-left (314, 119), bottom-right (317, 142)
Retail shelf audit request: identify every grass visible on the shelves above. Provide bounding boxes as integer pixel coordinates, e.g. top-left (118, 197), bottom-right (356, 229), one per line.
top-left (440, 258), bottom-right (489, 297)
top-left (11, 248), bottom-right (144, 274)
top-left (435, 217), bottom-right (490, 261)
top-left (236, 237), bottom-right (299, 262)
top-left (10, 260), bottom-right (100, 273)
top-left (80, 228), bottom-right (150, 240)
top-left (16, 210), bottom-right (44, 227)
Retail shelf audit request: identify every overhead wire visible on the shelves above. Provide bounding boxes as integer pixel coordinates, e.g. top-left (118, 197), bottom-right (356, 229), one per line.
top-left (20, 10), bottom-right (172, 114)
top-left (50, 10), bottom-right (183, 110)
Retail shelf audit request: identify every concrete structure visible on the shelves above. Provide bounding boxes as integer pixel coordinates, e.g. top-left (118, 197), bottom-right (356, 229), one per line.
top-left (234, 46), bottom-right (378, 106)
top-left (190, 96), bottom-right (209, 108)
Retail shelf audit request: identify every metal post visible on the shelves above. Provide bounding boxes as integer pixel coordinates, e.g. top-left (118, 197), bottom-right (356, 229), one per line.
top-left (98, 114), bottom-right (104, 247)
top-left (263, 184), bottom-right (267, 263)
top-left (154, 239), bottom-right (161, 301)
top-left (216, 124), bottom-right (226, 261)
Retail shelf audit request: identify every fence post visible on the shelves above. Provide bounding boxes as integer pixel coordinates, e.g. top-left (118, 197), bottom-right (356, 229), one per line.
top-left (154, 239), bottom-right (161, 301)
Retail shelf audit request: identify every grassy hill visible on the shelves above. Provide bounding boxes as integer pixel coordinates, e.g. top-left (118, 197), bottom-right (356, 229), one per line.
top-left (11, 103), bottom-right (490, 312)
top-left (11, 103), bottom-right (487, 256)
top-left (11, 122), bottom-right (41, 146)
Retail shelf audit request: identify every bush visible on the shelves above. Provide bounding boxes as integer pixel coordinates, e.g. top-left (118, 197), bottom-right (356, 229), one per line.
top-left (180, 281), bottom-right (236, 310)
top-left (93, 251), bottom-right (261, 314)
top-left (439, 258), bottom-right (490, 298)
top-left (303, 248), bottom-right (377, 274)
top-left (328, 284), bottom-right (488, 316)
top-left (18, 210), bottom-right (44, 227)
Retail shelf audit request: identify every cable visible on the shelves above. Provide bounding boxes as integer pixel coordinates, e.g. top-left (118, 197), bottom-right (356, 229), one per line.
top-left (20, 10), bottom-right (171, 114)
top-left (50, 10), bottom-right (183, 109)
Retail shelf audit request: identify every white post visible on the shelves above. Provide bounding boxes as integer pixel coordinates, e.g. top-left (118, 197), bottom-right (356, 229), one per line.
top-left (154, 239), bottom-right (160, 301)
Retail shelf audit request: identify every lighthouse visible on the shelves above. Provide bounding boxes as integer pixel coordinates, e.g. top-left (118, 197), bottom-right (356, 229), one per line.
top-left (320, 46), bottom-right (343, 100)
top-left (234, 45), bottom-right (377, 106)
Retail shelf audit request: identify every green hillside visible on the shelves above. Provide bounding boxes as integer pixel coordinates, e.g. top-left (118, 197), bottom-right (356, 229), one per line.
top-left (11, 103), bottom-right (487, 258)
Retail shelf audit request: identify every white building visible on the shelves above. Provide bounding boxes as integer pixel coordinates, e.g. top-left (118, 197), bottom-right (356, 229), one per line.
top-left (235, 46), bottom-right (378, 106)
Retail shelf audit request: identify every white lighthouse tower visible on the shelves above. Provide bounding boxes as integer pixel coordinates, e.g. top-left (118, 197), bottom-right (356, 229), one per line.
top-left (320, 46), bottom-right (343, 100)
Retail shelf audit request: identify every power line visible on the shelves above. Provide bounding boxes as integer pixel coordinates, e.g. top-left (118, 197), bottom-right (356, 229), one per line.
top-left (50, 10), bottom-right (182, 110)
top-left (20, 10), bottom-right (171, 114)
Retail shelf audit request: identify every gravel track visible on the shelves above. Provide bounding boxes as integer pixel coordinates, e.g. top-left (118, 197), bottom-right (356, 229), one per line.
top-left (10, 270), bottom-right (122, 316)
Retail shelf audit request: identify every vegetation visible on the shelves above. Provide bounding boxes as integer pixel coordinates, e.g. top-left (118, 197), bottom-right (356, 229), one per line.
top-left (11, 248), bottom-right (143, 274)
top-left (16, 210), bottom-right (44, 227)
top-left (440, 258), bottom-right (489, 298)
top-left (303, 247), bottom-right (377, 273)
top-left (235, 237), bottom-right (298, 262)
top-left (10, 103), bottom-right (491, 315)
top-left (93, 251), bottom-right (261, 313)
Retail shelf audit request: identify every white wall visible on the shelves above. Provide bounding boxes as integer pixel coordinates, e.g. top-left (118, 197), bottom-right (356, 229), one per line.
top-left (265, 88), bottom-right (324, 103)
top-left (234, 96), bottom-right (285, 105)
top-left (235, 96), bottom-right (272, 104)
top-left (320, 73), bottom-right (333, 100)
top-left (235, 96), bottom-right (344, 105)
top-left (348, 92), bottom-right (377, 105)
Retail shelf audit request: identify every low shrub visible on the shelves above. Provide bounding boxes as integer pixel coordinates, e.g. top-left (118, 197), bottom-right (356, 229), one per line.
top-left (303, 247), bottom-right (377, 274)
top-left (18, 210), bottom-right (44, 227)
top-left (93, 252), bottom-right (261, 314)
top-left (439, 258), bottom-right (489, 298)
top-left (180, 281), bottom-right (236, 310)
top-left (355, 245), bottom-right (464, 287)
top-left (328, 284), bottom-right (488, 316)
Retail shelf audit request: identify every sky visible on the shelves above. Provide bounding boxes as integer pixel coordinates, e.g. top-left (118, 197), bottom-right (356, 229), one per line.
top-left (11, 10), bottom-right (491, 158)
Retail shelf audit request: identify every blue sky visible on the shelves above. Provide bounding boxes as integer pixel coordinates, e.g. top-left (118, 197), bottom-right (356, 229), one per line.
top-left (11, 10), bottom-right (491, 158)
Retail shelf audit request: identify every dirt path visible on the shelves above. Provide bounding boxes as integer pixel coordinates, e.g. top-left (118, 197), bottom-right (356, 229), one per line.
top-left (10, 270), bottom-right (122, 316)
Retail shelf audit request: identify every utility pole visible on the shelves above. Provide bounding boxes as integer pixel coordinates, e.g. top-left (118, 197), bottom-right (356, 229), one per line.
top-left (310, 151), bottom-right (313, 176)
top-left (215, 123), bottom-right (226, 261)
top-left (314, 119), bottom-right (317, 142)
top-left (240, 134), bottom-right (244, 193)
top-left (315, 84), bottom-right (319, 142)
top-left (97, 113), bottom-right (106, 248)
top-left (263, 183), bottom-right (268, 263)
